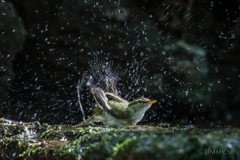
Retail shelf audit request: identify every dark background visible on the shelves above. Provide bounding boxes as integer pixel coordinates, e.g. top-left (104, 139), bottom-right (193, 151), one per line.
top-left (0, 0), bottom-right (239, 125)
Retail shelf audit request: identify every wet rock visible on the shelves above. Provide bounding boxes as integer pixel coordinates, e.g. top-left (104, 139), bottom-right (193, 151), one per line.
top-left (1, 123), bottom-right (240, 160)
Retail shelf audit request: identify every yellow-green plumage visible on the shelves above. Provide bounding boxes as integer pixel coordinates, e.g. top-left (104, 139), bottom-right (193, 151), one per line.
top-left (75, 80), bottom-right (156, 128)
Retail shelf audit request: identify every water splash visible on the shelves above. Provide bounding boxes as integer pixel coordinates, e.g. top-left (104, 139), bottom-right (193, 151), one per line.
top-left (76, 54), bottom-right (120, 124)
top-left (77, 75), bottom-right (86, 123)
top-left (87, 55), bottom-right (118, 90)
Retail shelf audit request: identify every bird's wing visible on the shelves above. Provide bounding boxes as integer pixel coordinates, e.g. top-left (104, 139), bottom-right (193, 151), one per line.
top-left (91, 87), bottom-right (130, 119)
top-left (105, 92), bottom-right (130, 118)
top-left (106, 79), bottom-right (118, 95)
top-left (90, 87), bottom-right (111, 111)
top-left (105, 92), bottom-right (122, 102)
top-left (107, 100), bottom-right (130, 119)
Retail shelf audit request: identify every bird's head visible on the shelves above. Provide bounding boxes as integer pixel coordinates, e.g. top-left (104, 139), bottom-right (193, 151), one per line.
top-left (128, 97), bottom-right (157, 112)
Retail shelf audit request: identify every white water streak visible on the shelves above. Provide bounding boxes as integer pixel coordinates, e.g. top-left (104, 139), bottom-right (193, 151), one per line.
top-left (77, 78), bottom-right (86, 122)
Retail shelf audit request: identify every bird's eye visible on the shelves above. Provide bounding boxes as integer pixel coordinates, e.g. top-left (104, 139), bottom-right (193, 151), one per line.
top-left (139, 100), bottom-right (142, 103)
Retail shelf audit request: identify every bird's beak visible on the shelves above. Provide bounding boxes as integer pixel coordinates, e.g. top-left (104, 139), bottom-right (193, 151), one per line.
top-left (146, 100), bottom-right (157, 104)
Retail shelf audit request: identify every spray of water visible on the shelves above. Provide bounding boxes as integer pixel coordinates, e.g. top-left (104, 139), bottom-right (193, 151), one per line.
top-left (76, 75), bottom-right (86, 123)
top-left (76, 54), bottom-right (119, 124)
top-left (87, 55), bottom-right (119, 90)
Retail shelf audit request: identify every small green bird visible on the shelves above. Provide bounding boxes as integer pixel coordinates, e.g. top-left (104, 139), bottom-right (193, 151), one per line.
top-left (76, 80), bottom-right (156, 128)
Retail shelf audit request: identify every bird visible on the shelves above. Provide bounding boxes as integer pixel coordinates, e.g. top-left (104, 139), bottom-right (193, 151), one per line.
top-left (75, 79), bottom-right (156, 128)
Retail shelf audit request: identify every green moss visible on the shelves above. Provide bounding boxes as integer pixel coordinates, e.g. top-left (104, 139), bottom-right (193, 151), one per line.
top-left (1, 123), bottom-right (240, 159)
